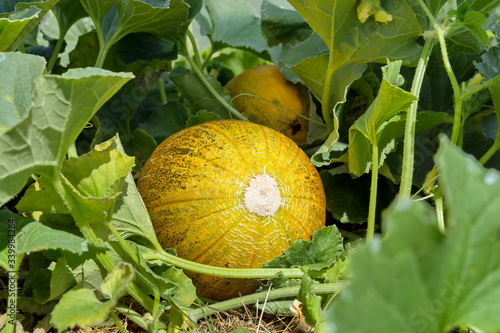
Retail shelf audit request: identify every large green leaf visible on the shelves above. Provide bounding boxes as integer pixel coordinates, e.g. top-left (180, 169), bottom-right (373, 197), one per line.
top-left (1, 0), bottom-right (61, 51)
top-left (89, 0), bottom-right (189, 49)
top-left (0, 52), bottom-right (45, 133)
top-left (288, 0), bottom-right (422, 65)
top-left (0, 209), bottom-right (90, 271)
top-left (51, 262), bottom-right (134, 331)
top-left (52, 0), bottom-right (88, 35)
top-left (0, 66), bottom-right (133, 206)
top-left (325, 139), bottom-right (500, 332)
top-left (286, 0), bottom-right (422, 166)
top-left (198, 0), bottom-right (280, 58)
top-left (348, 61), bottom-right (416, 176)
top-left (0, 7), bottom-right (41, 51)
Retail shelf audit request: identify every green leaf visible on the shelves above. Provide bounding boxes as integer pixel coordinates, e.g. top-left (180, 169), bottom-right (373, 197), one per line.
top-left (261, 0), bottom-right (312, 47)
top-left (0, 209), bottom-right (30, 270)
top-left (17, 222), bottom-right (89, 256)
top-left (199, 0), bottom-right (280, 58)
top-left (1, 0), bottom-right (60, 51)
top-left (0, 7), bottom-right (40, 51)
top-left (137, 101), bottom-right (189, 143)
top-left (170, 67), bottom-right (231, 119)
top-left (0, 53), bottom-right (45, 133)
top-left (97, 0), bottom-right (189, 47)
top-left (326, 139), bottom-right (500, 332)
top-left (0, 67), bottom-right (133, 206)
top-left (288, 0), bottom-right (422, 64)
top-left (60, 137), bottom-right (135, 226)
top-left (50, 289), bottom-right (114, 330)
top-left (298, 276), bottom-right (322, 326)
top-left (100, 262), bottom-right (134, 299)
top-left (35, 257), bottom-right (79, 304)
top-left (474, 45), bottom-right (500, 80)
top-left (104, 137), bottom-right (160, 247)
top-left (320, 170), bottom-right (370, 223)
top-left (52, 0), bottom-right (87, 35)
top-left (265, 226), bottom-right (344, 271)
top-left (51, 262), bottom-right (134, 330)
top-left (447, 7), bottom-right (489, 54)
top-left (348, 61), bottom-right (416, 176)
top-left (186, 110), bottom-right (222, 127)
top-left (287, 0), bottom-right (421, 143)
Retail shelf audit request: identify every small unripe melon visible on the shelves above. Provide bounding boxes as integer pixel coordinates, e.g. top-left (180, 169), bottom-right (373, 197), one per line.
top-left (225, 65), bottom-right (311, 144)
top-left (138, 120), bottom-right (325, 300)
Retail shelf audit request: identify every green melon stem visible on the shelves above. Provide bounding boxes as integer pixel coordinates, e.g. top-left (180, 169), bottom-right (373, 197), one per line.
top-left (142, 249), bottom-right (307, 279)
top-left (186, 282), bottom-right (345, 323)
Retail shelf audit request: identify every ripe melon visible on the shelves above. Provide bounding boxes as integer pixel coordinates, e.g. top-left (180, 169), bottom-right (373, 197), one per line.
top-left (225, 65), bottom-right (310, 144)
top-left (137, 120), bottom-right (325, 300)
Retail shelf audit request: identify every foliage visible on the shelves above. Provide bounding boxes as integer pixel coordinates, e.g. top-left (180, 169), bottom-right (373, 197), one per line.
top-left (0, 0), bottom-right (500, 332)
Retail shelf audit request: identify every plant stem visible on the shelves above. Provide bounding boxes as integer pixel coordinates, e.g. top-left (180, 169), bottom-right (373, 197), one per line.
top-left (95, 43), bottom-right (111, 68)
top-left (110, 310), bottom-right (128, 333)
top-left (462, 75), bottom-right (500, 100)
top-left (479, 138), bottom-right (500, 165)
top-left (366, 144), bottom-right (379, 243)
top-left (188, 282), bottom-right (345, 323)
top-left (47, 28), bottom-right (68, 73)
top-left (143, 250), bottom-right (306, 279)
top-left (184, 54), bottom-right (248, 121)
top-left (157, 76), bottom-right (168, 105)
top-left (186, 29), bottom-right (203, 69)
top-left (399, 37), bottom-right (435, 199)
top-left (321, 52), bottom-right (338, 131)
top-left (435, 195), bottom-right (445, 232)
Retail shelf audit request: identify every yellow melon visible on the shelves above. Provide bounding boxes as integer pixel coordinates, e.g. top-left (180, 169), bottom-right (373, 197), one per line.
top-left (225, 65), bottom-right (310, 144)
top-left (137, 120), bottom-right (325, 300)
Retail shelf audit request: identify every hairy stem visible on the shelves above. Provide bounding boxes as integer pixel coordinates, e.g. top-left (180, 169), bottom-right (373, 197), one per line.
top-left (366, 144), bottom-right (379, 243)
top-left (399, 37), bottom-right (435, 199)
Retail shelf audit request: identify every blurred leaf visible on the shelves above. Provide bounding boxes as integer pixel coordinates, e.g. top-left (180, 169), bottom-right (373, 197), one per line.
top-left (320, 171), bottom-right (370, 223)
top-left (138, 101), bottom-right (189, 143)
top-left (170, 67), bottom-right (231, 118)
top-left (474, 45), bottom-right (500, 80)
top-left (0, 67), bottom-right (133, 206)
top-left (261, 0), bottom-right (312, 47)
top-left (199, 0), bottom-right (280, 58)
top-left (114, 33), bottom-right (177, 65)
top-left (186, 110), bottom-right (221, 127)
top-left (96, 0), bottom-right (189, 47)
top-left (0, 52), bottom-right (45, 133)
top-left (327, 139), bottom-right (500, 332)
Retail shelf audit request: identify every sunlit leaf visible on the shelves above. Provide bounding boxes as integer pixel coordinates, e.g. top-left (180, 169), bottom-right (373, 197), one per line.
top-left (0, 67), bottom-right (133, 206)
